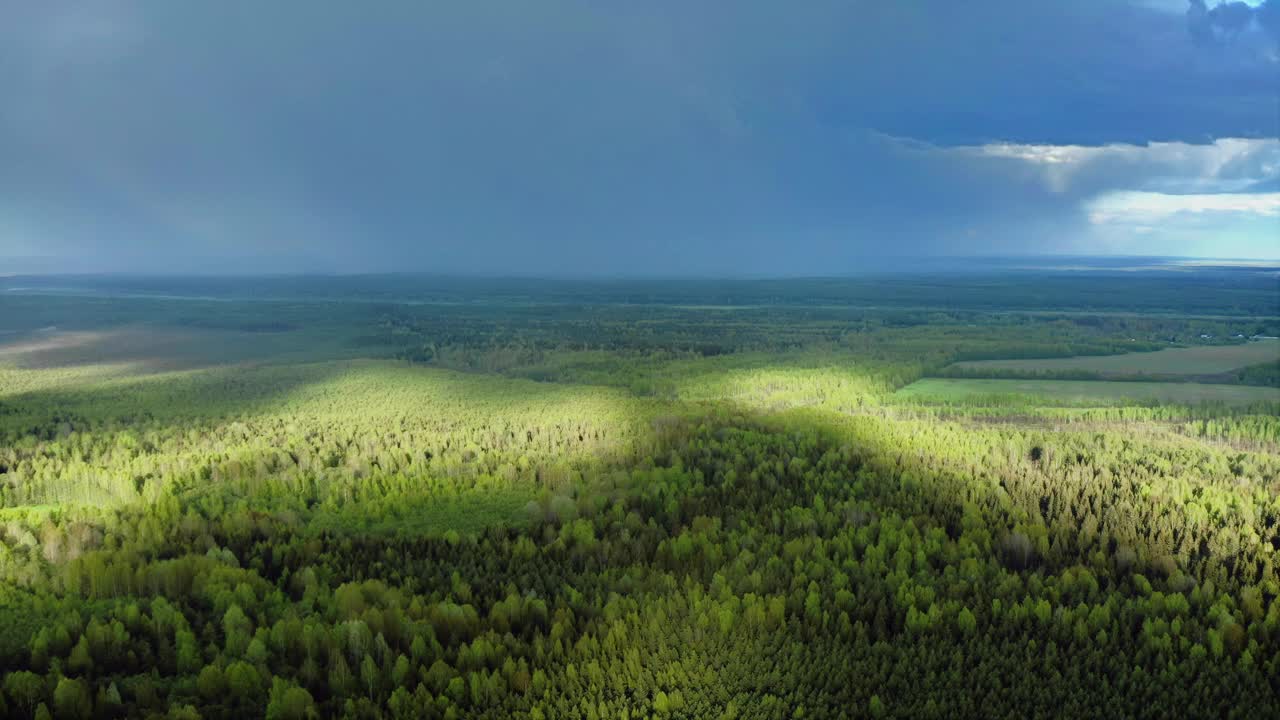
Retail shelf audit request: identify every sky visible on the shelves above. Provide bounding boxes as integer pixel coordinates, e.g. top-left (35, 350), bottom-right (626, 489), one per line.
top-left (1, 0), bottom-right (1277, 275)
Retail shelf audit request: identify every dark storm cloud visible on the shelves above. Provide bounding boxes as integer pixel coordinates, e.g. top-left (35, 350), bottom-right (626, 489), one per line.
top-left (0, 1), bottom-right (1276, 274)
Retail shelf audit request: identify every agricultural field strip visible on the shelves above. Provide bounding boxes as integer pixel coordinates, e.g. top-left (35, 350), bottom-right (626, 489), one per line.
top-left (893, 377), bottom-right (1280, 406)
top-left (949, 341), bottom-right (1280, 375)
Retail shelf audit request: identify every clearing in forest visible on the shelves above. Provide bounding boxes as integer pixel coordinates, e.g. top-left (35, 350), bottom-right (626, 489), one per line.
top-left (894, 377), bottom-right (1280, 406)
top-left (949, 340), bottom-right (1279, 376)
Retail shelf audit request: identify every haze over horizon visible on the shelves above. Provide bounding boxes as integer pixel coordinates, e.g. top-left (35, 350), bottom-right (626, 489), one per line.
top-left (3, 1), bottom-right (1279, 275)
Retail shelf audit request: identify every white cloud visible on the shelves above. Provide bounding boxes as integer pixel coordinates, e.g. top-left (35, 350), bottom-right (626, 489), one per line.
top-left (1086, 190), bottom-right (1280, 224)
top-left (1140, 0), bottom-right (1268, 10)
top-left (964, 138), bottom-right (1280, 194)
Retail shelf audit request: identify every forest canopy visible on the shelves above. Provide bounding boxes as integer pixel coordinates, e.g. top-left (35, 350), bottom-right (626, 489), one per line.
top-left (0, 271), bottom-right (1277, 719)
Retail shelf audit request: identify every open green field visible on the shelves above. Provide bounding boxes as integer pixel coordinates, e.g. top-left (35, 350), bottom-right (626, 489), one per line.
top-left (950, 340), bottom-right (1279, 376)
top-left (895, 377), bottom-right (1280, 406)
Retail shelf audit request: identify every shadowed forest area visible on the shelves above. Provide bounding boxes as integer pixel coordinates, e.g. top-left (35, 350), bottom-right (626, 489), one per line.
top-left (0, 269), bottom-right (1278, 719)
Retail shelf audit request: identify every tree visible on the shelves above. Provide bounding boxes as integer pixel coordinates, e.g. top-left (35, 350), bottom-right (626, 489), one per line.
top-left (410, 635), bottom-right (429, 662)
top-left (226, 661), bottom-right (262, 704)
top-left (391, 654), bottom-right (412, 688)
top-left (176, 630), bottom-right (203, 674)
top-left (223, 604), bottom-right (254, 657)
top-left (266, 678), bottom-right (317, 720)
top-left (361, 654), bottom-right (381, 699)
top-left (52, 678), bottom-right (92, 720)
top-left (94, 683), bottom-right (122, 717)
top-left (4, 671), bottom-right (45, 715)
top-left (197, 665), bottom-right (226, 701)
